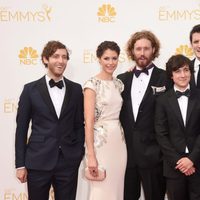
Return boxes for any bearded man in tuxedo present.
[118,30,169,200]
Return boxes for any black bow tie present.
[49,79,64,89]
[133,64,154,78]
[175,89,190,98]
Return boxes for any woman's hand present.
[87,154,98,177]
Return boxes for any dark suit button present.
[58,146,62,154]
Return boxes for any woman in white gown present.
[83,41,127,200]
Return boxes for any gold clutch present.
[84,166,106,181]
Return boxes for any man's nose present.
[58,56,64,62]
[140,49,145,55]
[180,71,186,77]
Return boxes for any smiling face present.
[132,38,155,69]
[99,49,119,76]
[43,48,68,80]
[171,65,191,91]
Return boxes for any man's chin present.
[55,73,63,78]
[136,60,152,68]
[137,63,147,69]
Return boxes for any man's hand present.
[175,157,194,173]
[127,66,134,72]
[16,168,27,183]
[184,166,196,176]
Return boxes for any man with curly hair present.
[118,30,169,200]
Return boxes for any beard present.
[134,55,153,69]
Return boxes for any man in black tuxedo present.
[189,24,200,89]
[118,31,168,200]
[155,54,200,200]
[15,41,85,200]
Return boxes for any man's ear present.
[42,56,48,64]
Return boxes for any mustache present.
[139,56,147,60]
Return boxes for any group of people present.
[15,24,200,200]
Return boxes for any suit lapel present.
[168,89,185,127]
[190,59,196,89]
[140,65,159,107]
[186,90,196,126]
[59,78,71,119]
[124,72,136,122]
[36,76,58,118]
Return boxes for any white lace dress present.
[83,77,127,200]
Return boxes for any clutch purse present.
[84,166,106,181]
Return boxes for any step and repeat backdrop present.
[0,0,199,199]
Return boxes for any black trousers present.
[27,151,79,200]
[167,170,200,200]
[124,164,166,200]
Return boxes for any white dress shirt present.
[174,85,189,153]
[45,75,66,118]
[193,59,200,85]
[131,65,154,120]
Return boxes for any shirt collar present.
[45,75,65,88]
[194,58,200,69]
[174,84,190,92]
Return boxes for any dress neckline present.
[94,76,114,81]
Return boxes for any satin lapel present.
[168,89,184,127]
[36,76,58,118]
[125,72,136,122]
[186,90,196,126]
[190,59,196,89]
[190,73,196,89]
[140,64,158,106]
[59,78,71,119]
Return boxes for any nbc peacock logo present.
[97,4,116,23]
[18,47,39,65]
[175,44,193,58]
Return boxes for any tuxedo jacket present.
[190,59,196,89]
[15,76,85,170]
[118,65,171,168]
[155,88,200,178]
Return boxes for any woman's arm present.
[84,88,98,175]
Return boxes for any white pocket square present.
[151,86,166,95]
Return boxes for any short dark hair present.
[166,54,194,79]
[41,40,69,67]
[189,24,200,43]
[126,30,160,61]
[96,41,120,58]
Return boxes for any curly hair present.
[41,40,69,67]
[126,30,160,61]
[96,41,120,58]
